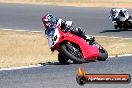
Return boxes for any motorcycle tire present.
[60,44,85,64]
[92,42,108,61]
[58,53,69,64]
[97,48,108,61]
[114,25,118,29]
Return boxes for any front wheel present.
[58,53,69,64]
[92,42,108,61]
[60,44,85,64]
[97,48,108,61]
[114,25,118,29]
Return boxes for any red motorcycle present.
[47,26,108,64]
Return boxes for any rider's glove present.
[86,36,95,41]
[50,48,55,52]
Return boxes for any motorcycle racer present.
[41,14,108,64]
[109,8,132,29]
[42,14,94,42]
[109,8,130,21]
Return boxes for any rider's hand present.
[50,48,55,52]
[86,36,95,41]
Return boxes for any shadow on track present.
[39,60,96,66]
[100,29,132,33]
[100,29,121,33]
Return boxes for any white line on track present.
[0,54,132,71]
[0,64,42,71]
[1,28,132,39]
[95,35,132,40]
[108,54,132,58]
[0,29,43,33]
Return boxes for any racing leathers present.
[45,18,94,42]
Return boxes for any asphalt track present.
[0,3,132,37]
[0,3,132,88]
[0,56,132,88]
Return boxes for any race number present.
[48,28,60,47]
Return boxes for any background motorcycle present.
[112,14,132,30]
[47,23,108,64]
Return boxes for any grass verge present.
[0,30,132,68]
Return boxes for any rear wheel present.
[60,44,85,64]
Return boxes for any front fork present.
[112,21,118,29]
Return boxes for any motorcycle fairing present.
[62,32,99,60]
[55,26,99,60]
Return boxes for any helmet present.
[119,10,125,17]
[42,14,54,22]
[111,8,118,16]
[42,14,54,29]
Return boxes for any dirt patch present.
[96,37,132,56]
[0,30,132,68]
[0,0,132,8]
[0,30,58,68]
